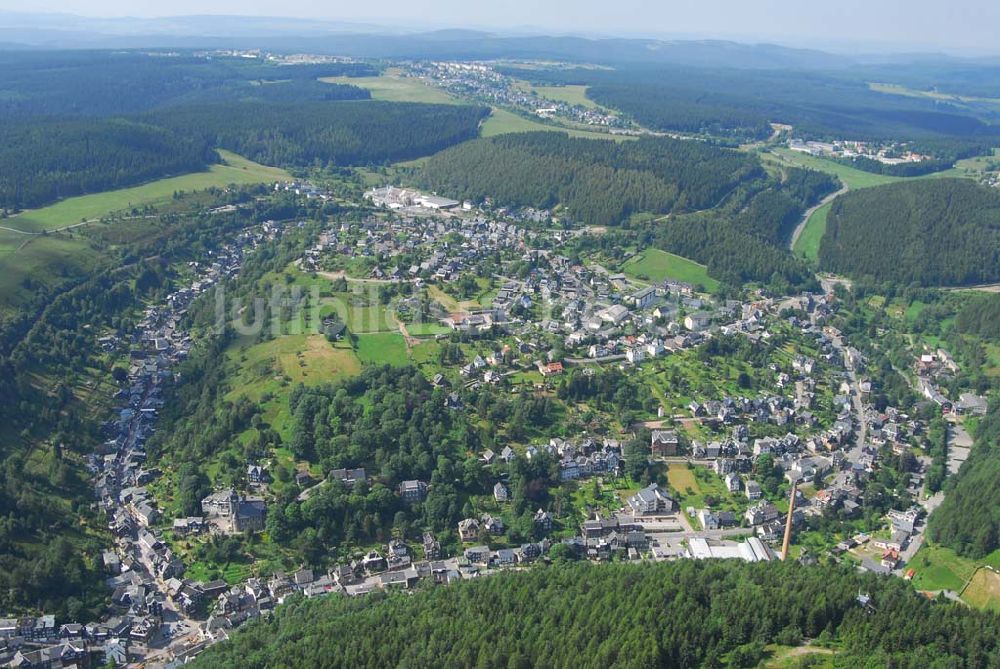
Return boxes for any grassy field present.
[622,248,720,291]
[908,543,996,594]
[227,335,361,399]
[666,464,699,496]
[961,568,1000,612]
[405,322,452,336]
[763,645,836,668]
[869,82,1000,111]
[224,334,361,439]
[0,230,99,310]
[5,151,290,233]
[480,107,628,141]
[793,201,832,261]
[355,332,410,366]
[766,148,905,190]
[337,297,397,334]
[529,84,599,109]
[319,71,459,105]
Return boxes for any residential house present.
[627,483,675,515]
[650,430,679,457]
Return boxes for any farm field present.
[480,107,628,141]
[793,201,832,261]
[622,248,720,291]
[319,71,459,105]
[5,150,290,233]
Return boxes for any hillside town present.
[408,61,629,131]
[0,183,989,668]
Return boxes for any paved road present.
[789,184,848,251]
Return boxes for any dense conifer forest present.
[191,560,1000,669]
[417,132,764,225]
[818,179,1000,286]
[0,118,215,210]
[501,65,1000,146]
[147,101,490,168]
[0,51,375,118]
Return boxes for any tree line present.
[191,559,1000,669]
[0,99,489,211]
[647,167,836,291]
[146,101,490,169]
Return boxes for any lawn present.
[622,248,720,291]
[909,543,980,593]
[6,150,290,233]
[355,332,410,366]
[793,201,832,261]
[405,322,452,336]
[667,463,745,514]
[319,71,459,105]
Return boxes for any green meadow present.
[622,248,720,291]
[5,150,290,233]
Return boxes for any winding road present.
[788,183,848,251]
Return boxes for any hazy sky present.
[4,0,1000,53]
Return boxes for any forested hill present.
[0,51,376,118]
[819,179,1000,286]
[928,404,1000,558]
[417,132,763,226]
[147,101,490,168]
[0,118,215,210]
[191,560,1000,669]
